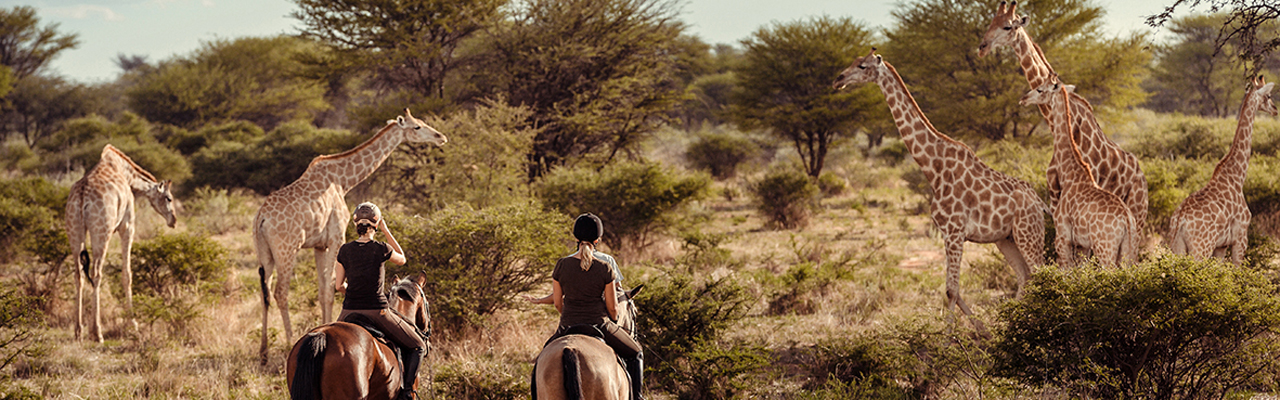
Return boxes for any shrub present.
[749,164,819,229]
[1245,154,1280,217]
[993,256,1280,399]
[0,179,69,267]
[685,131,760,179]
[660,340,769,400]
[390,202,564,332]
[181,187,256,235]
[166,120,264,155]
[131,232,230,297]
[537,161,709,253]
[1142,156,1213,233]
[0,288,45,374]
[430,354,528,400]
[636,274,753,379]
[1129,117,1232,161]
[186,121,362,195]
[816,171,847,197]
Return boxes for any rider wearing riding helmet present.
[533,213,644,400]
[334,202,425,400]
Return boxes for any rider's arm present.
[552,280,565,314]
[604,280,618,322]
[524,293,554,304]
[379,219,407,266]
[333,260,347,294]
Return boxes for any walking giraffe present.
[1021,76,1139,268]
[256,109,446,362]
[979,0,1149,233]
[834,48,1046,327]
[66,144,176,342]
[1167,76,1276,264]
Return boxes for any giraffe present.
[1021,76,1139,268]
[256,108,446,362]
[65,144,177,343]
[1167,76,1277,264]
[834,48,1046,326]
[979,0,1149,234]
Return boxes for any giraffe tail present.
[253,217,274,308]
[79,250,94,286]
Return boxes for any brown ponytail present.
[578,241,595,271]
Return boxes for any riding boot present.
[624,352,645,400]
[397,346,424,400]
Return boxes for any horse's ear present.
[411,271,428,286]
[626,284,644,300]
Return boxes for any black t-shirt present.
[552,256,617,327]
[337,240,392,310]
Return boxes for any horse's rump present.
[287,322,401,400]
[535,335,629,400]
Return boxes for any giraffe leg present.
[69,233,86,341]
[274,251,298,347]
[943,235,985,333]
[995,238,1030,298]
[88,231,110,343]
[1230,233,1248,266]
[119,222,137,331]
[314,245,337,324]
[1055,225,1076,269]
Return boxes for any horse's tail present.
[562,347,582,400]
[290,331,326,400]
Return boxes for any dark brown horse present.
[287,273,430,400]
[533,286,642,400]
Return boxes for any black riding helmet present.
[353,202,382,226]
[573,213,603,242]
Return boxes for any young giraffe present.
[834,48,1046,325]
[1021,76,1139,268]
[256,109,446,362]
[979,0,1149,234]
[1167,77,1277,264]
[65,144,177,343]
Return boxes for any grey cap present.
[353,202,381,225]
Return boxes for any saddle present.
[342,313,402,362]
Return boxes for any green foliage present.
[659,341,769,400]
[186,121,361,195]
[0,6,79,79]
[431,355,528,400]
[1,74,98,147]
[978,139,1052,201]
[993,256,1280,398]
[34,113,192,186]
[0,384,41,400]
[817,171,848,197]
[482,0,689,176]
[804,336,914,398]
[1145,14,1263,117]
[131,232,229,297]
[182,187,256,236]
[0,178,68,268]
[0,287,45,374]
[390,202,564,332]
[126,35,328,130]
[1128,115,1234,160]
[536,161,709,252]
[748,164,820,229]
[1245,154,1280,217]
[635,274,753,374]
[883,0,1149,140]
[165,120,264,156]
[1142,156,1214,233]
[685,130,760,180]
[732,16,884,177]
[374,101,538,212]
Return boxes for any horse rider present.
[333,202,426,400]
[528,213,645,400]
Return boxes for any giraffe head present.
[978,1,1028,57]
[143,180,177,228]
[1018,74,1073,107]
[1250,75,1277,117]
[832,48,886,90]
[387,108,448,146]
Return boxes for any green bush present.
[537,161,709,252]
[749,164,819,229]
[391,202,564,332]
[0,197,67,269]
[636,274,753,382]
[817,171,847,197]
[685,131,760,179]
[1142,156,1213,233]
[993,256,1280,398]
[430,354,528,400]
[1129,117,1232,161]
[131,232,230,296]
[660,341,769,400]
[166,120,264,155]
[1245,154,1280,217]
[0,288,45,375]
[182,187,256,235]
[186,121,361,195]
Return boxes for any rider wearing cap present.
[333,202,425,400]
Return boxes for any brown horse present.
[533,285,643,400]
[287,273,431,400]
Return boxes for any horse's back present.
[287,322,400,400]
[536,335,629,400]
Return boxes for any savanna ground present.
[3,108,1280,399]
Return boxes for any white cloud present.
[44,5,125,21]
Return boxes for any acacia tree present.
[291,0,506,99]
[483,0,690,178]
[884,0,1149,141]
[1148,0,1280,82]
[0,6,78,80]
[1144,14,1275,116]
[731,16,885,178]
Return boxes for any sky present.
[15,0,1180,84]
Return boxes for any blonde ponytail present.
[578,241,595,271]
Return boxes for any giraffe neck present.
[1048,90,1096,186]
[101,145,160,192]
[307,123,404,193]
[1014,32,1055,90]
[1212,93,1260,189]
[874,62,955,168]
